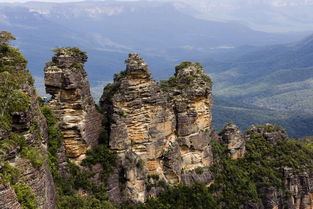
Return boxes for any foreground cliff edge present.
[1,32,313,209]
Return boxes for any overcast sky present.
[0,0,80,1]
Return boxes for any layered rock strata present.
[167,62,214,172]
[220,123,245,159]
[0,71,56,208]
[245,124,313,209]
[101,54,214,202]
[44,48,103,163]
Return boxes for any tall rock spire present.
[44,47,103,163]
[101,55,215,202]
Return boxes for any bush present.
[81,144,117,181]
[13,184,37,209]
[0,162,20,185]
[21,147,43,169]
[58,195,115,209]
[125,183,218,209]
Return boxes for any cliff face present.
[44,48,103,163]
[101,54,177,202]
[245,124,313,209]
[101,54,215,202]
[165,62,214,172]
[0,34,56,209]
[220,123,245,159]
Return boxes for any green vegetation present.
[40,105,63,177]
[124,183,218,209]
[0,31,32,132]
[127,132,313,209]
[0,133,25,162]
[208,132,313,208]
[41,104,116,209]
[81,144,117,181]
[58,195,116,209]
[45,47,87,70]
[212,96,313,137]
[21,147,44,169]
[101,70,127,101]
[160,61,212,94]
[175,61,192,71]
[53,47,87,58]
[0,162,20,185]
[13,184,38,209]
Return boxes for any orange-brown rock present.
[45,48,103,163]
[101,55,215,202]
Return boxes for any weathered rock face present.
[244,124,313,209]
[101,53,177,202]
[0,40,56,208]
[220,123,245,159]
[283,168,313,209]
[253,169,313,209]
[246,123,288,145]
[0,86,56,208]
[101,55,214,202]
[12,77,56,209]
[0,184,21,209]
[45,48,103,163]
[168,62,214,171]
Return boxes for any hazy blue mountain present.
[1,1,312,137]
[208,34,313,137]
[0,1,307,83]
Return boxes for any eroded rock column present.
[101,53,177,202]
[162,62,214,173]
[45,48,103,163]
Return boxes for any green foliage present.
[175,61,192,71]
[81,144,117,181]
[212,96,313,138]
[42,105,117,208]
[0,31,16,44]
[0,31,31,132]
[125,183,218,209]
[21,147,44,169]
[160,61,212,94]
[58,195,115,209]
[52,47,87,57]
[209,133,313,208]
[13,184,38,209]
[194,167,204,175]
[0,162,20,185]
[117,110,126,117]
[40,105,63,177]
[0,133,25,161]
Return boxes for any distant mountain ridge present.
[0,0,306,82]
[209,33,313,137]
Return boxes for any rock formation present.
[165,62,214,172]
[101,54,214,202]
[0,35,56,209]
[44,47,103,163]
[220,123,245,159]
[246,123,288,145]
[245,124,313,209]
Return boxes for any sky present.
[0,0,85,2]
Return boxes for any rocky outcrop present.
[101,54,214,202]
[283,168,313,209]
[0,75,56,208]
[45,48,103,163]
[0,184,21,209]
[220,123,245,159]
[167,62,214,171]
[245,124,313,209]
[246,123,288,145]
[101,53,177,202]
